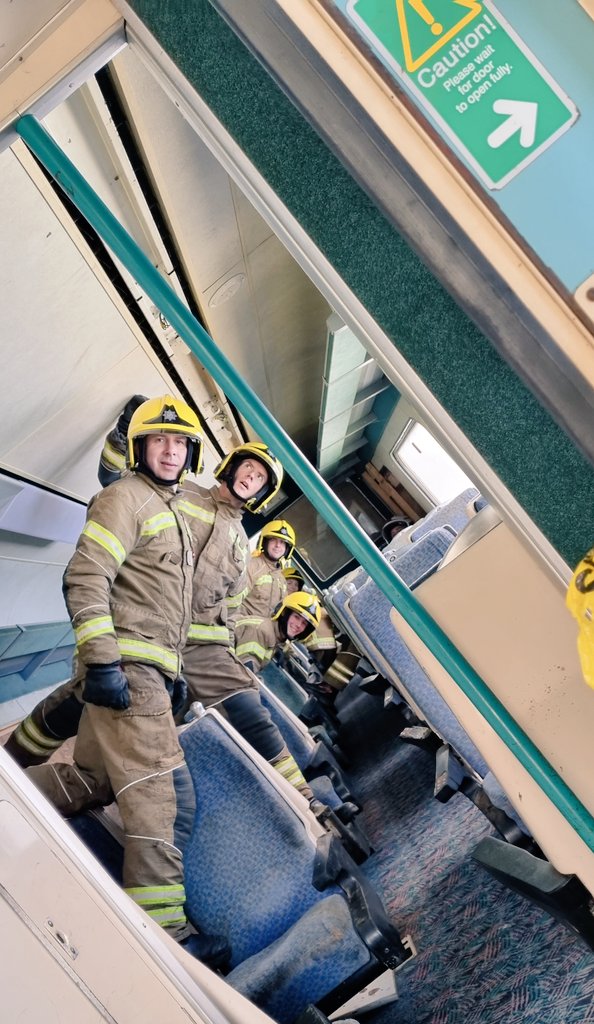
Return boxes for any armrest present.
[312,835,410,969]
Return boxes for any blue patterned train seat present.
[325,565,368,636]
[348,528,489,777]
[344,516,528,833]
[326,488,482,636]
[259,658,309,716]
[258,681,371,860]
[179,709,407,1022]
[258,681,353,798]
[408,487,480,542]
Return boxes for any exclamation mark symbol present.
[408,0,443,35]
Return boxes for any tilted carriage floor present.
[3,698,594,1022]
[345,735,594,1024]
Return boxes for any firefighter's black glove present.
[83,662,130,710]
[168,676,188,717]
[116,395,148,437]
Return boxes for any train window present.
[282,480,384,581]
[391,420,474,505]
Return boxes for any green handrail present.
[16,113,594,852]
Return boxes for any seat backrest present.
[259,681,315,768]
[259,659,309,716]
[258,683,354,814]
[327,489,480,624]
[347,529,489,777]
[179,710,339,968]
[386,526,456,587]
[409,487,479,542]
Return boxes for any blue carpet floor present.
[346,736,594,1023]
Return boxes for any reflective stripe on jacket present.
[304,608,338,653]
[64,473,194,678]
[99,429,127,474]
[179,483,248,647]
[240,553,287,619]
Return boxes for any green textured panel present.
[126,0,594,567]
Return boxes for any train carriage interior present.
[2,1,594,1022]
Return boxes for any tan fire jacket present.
[234,615,282,671]
[177,483,249,647]
[64,473,194,679]
[304,608,338,654]
[240,553,287,619]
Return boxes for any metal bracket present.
[45,917,79,960]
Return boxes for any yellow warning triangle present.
[397,0,484,73]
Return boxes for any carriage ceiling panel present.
[0,145,185,500]
[110,45,330,456]
[0,14,349,500]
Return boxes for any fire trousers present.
[27,662,194,939]
[5,674,83,766]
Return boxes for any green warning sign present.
[346,0,577,189]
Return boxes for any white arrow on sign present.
[487,99,538,150]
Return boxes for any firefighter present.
[7,413,313,798]
[179,450,314,798]
[240,519,296,618]
[5,394,150,769]
[380,515,411,548]
[282,565,307,593]
[5,395,147,768]
[235,591,322,673]
[281,565,349,702]
[25,397,229,967]
[282,567,339,673]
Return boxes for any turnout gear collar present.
[273,591,321,641]
[127,395,204,484]
[214,442,283,513]
[257,519,296,561]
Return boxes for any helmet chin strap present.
[228,477,247,503]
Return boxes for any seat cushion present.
[227,892,370,1024]
[180,715,342,967]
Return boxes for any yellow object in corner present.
[567,548,594,689]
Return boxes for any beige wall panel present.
[0,773,276,1022]
[390,521,594,889]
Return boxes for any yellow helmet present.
[214,441,283,513]
[257,519,296,560]
[282,566,305,587]
[567,547,594,690]
[273,591,321,641]
[127,395,204,480]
